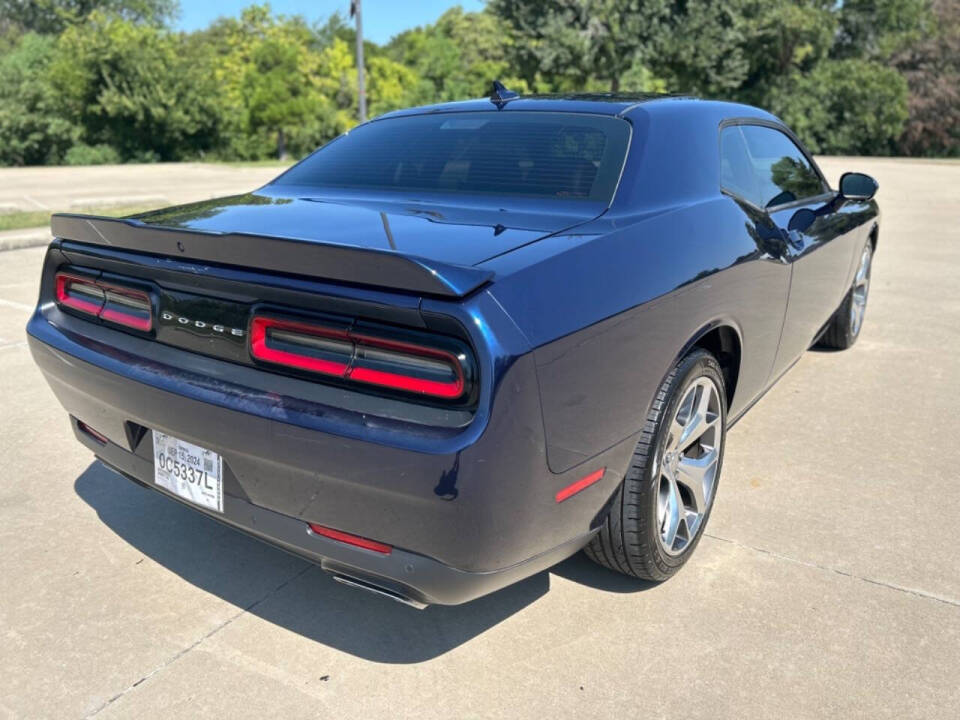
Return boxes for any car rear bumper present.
[80,423,594,608]
[27,308,626,605]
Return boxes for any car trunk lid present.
[52,190,602,298]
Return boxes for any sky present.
[175,1,486,44]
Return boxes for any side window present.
[738,125,825,208]
[719,126,760,206]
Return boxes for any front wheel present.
[585,349,726,581]
[817,241,873,350]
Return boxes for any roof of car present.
[376,93,682,119]
[374,93,777,124]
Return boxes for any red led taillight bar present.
[55,272,153,332]
[249,315,469,400]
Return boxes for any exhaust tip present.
[331,573,428,610]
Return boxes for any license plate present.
[152,431,223,513]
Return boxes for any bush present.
[49,12,223,162]
[0,33,79,166]
[63,143,121,166]
[770,59,909,155]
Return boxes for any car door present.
[727,123,855,378]
[718,122,794,399]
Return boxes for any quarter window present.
[720,125,759,206]
[720,124,825,208]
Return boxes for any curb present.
[0,227,51,252]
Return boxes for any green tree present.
[0,0,951,165]
[49,11,222,161]
[311,36,424,125]
[315,11,384,62]
[205,6,393,159]
[388,7,527,102]
[736,0,837,106]
[367,55,420,117]
[489,0,671,92]
[770,59,908,155]
[890,0,960,155]
[285,35,363,154]
[654,0,751,95]
[0,0,178,35]
[836,0,930,60]
[243,37,318,158]
[0,33,78,165]
[205,5,328,159]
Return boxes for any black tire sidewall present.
[643,350,727,575]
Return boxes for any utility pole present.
[351,0,367,123]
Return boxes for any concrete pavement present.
[0,162,288,251]
[0,162,287,213]
[0,157,958,719]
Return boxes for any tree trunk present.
[277,128,288,160]
[611,76,620,93]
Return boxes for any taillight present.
[56,273,104,316]
[55,271,153,332]
[98,283,152,331]
[250,315,469,400]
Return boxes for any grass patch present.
[0,204,163,233]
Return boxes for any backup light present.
[55,272,153,332]
[250,315,468,400]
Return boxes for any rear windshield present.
[273,111,631,203]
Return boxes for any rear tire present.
[585,349,726,581]
[817,241,873,350]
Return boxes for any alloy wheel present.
[656,377,722,556]
[850,244,872,337]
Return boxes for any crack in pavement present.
[705,532,960,609]
[83,563,315,719]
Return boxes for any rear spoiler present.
[50,213,493,299]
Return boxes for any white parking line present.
[21,195,49,210]
[0,297,34,312]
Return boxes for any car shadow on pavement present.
[550,552,658,593]
[74,461,653,663]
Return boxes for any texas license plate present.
[152,431,223,513]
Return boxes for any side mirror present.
[839,172,878,201]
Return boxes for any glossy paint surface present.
[132,191,603,268]
[28,94,879,598]
[478,98,878,471]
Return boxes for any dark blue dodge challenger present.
[28,92,879,607]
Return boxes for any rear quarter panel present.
[484,197,791,473]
